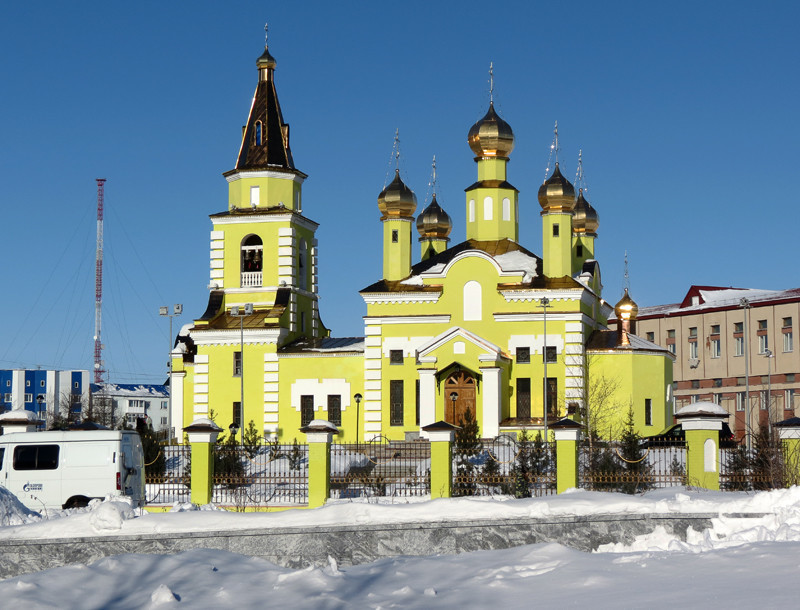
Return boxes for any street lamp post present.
[36,394,44,428]
[541,297,551,445]
[354,393,362,447]
[739,298,751,450]
[230,303,253,445]
[159,304,183,441]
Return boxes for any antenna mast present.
[94,178,106,383]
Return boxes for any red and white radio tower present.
[94,178,106,383]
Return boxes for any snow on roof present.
[0,409,39,422]
[637,286,800,318]
[493,250,538,283]
[675,401,729,418]
[92,383,169,398]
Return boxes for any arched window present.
[298,238,308,290]
[502,197,511,221]
[468,199,475,222]
[240,235,263,287]
[483,196,493,220]
[255,122,263,146]
[463,280,482,321]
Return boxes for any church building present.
[171,39,674,442]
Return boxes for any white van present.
[0,430,145,511]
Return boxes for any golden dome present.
[572,189,599,235]
[256,45,276,69]
[614,289,639,322]
[537,163,576,212]
[378,170,417,218]
[416,194,452,239]
[468,103,515,158]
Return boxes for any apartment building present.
[631,286,800,438]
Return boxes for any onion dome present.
[256,45,276,70]
[614,288,639,322]
[416,194,452,239]
[468,103,515,158]
[378,169,417,218]
[572,189,599,234]
[537,163,576,212]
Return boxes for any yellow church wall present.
[226,173,301,212]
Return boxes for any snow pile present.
[88,496,136,533]
[0,487,39,526]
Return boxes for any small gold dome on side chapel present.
[614,288,639,321]
[416,194,452,239]
[537,162,576,212]
[572,188,599,235]
[378,169,417,218]
[468,103,515,158]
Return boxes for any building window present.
[544,346,557,363]
[646,332,654,342]
[74,381,79,389]
[161,401,168,409]
[736,392,746,412]
[255,121,263,146]
[26,380,30,387]
[689,327,697,338]
[691,380,700,389]
[40,380,45,387]
[786,389,795,412]
[787,373,796,383]
[666,329,676,355]
[711,324,720,335]
[327,395,341,426]
[129,400,147,410]
[232,402,242,428]
[390,380,404,426]
[760,390,769,410]
[240,235,263,287]
[689,341,698,359]
[711,338,720,358]
[758,333,769,354]
[552,223,559,237]
[516,378,531,419]
[734,321,744,356]
[24,394,32,403]
[300,395,314,426]
[483,196,493,220]
[516,347,530,364]
[576,245,584,258]
[758,319,768,331]
[468,199,475,222]
[713,393,722,405]
[250,185,260,207]
[233,351,242,377]
[644,399,652,426]
[161,417,168,426]
[502,197,511,221]
[389,350,404,365]
[391,229,398,243]
[463,281,482,321]
[545,378,558,419]
[785,331,793,353]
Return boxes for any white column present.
[170,371,186,440]
[481,367,502,438]
[418,369,437,434]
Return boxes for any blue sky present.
[1,1,798,383]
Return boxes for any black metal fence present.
[212,441,309,507]
[579,439,687,494]
[330,437,431,499]
[452,436,556,497]
[720,435,800,491]
[145,445,191,505]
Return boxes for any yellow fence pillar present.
[676,402,729,491]
[302,420,338,508]
[775,417,800,486]
[183,419,222,506]
[423,421,459,499]
[550,418,583,494]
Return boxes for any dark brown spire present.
[234,44,296,171]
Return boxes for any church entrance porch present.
[445,371,476,426]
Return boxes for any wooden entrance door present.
[445,371,476,425]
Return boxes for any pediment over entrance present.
[416,326,508,365]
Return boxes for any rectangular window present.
[250,185,260,206]
[516,347,530,364]
[544,377,558,419]
[544,346,557,363]
[13,445,59,471]
[391,230,398,243]
[669,343,676,355]
[711,324,720,335]
[689,327,697,338]
[784,331,793,353]
[666,329,676,355]
[483,197,493,220]
[415,380,420,426]
[552,223,559,237]
[760,390,769,410]
[786,389,795,411]
[389,349,404,365]
[735,336,744,357]
[758,334,769,354]
[689,342,698,359]
[736,392,746,412]
[232,402,242,428]
[644,399,652,426]
[300,395,314,426]
[24,393,32,403]
[516,378,531,419]
[758,319,768,331]
[713,393,723,405]
[390,380,404,426]
[327,395,341,426]
[783,317,792,328]
[576,244,584,258]
[233,351,242,376]
[711,338,720,358]
[646,332,654,342]
[161,417,167,425]
[40,380,45,387]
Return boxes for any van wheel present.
[63,496,90,509]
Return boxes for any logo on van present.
[22,483,43,492]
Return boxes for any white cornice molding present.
[364,315,451,325]
[212,213,319,231]
[362,292,442,305]
[493,312,585,323]
[225,170,305,184]
[501,289,583,303]
[190,328,282,346]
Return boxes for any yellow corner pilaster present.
[184,422,221,506]
[426,427,455,498]
[685,428,720,491]
[306,431,333,508]
[553,428,580,493]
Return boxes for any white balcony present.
[241,272,262,287]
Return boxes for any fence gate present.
[330,437,431,499]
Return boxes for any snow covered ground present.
[2,486,800,608]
